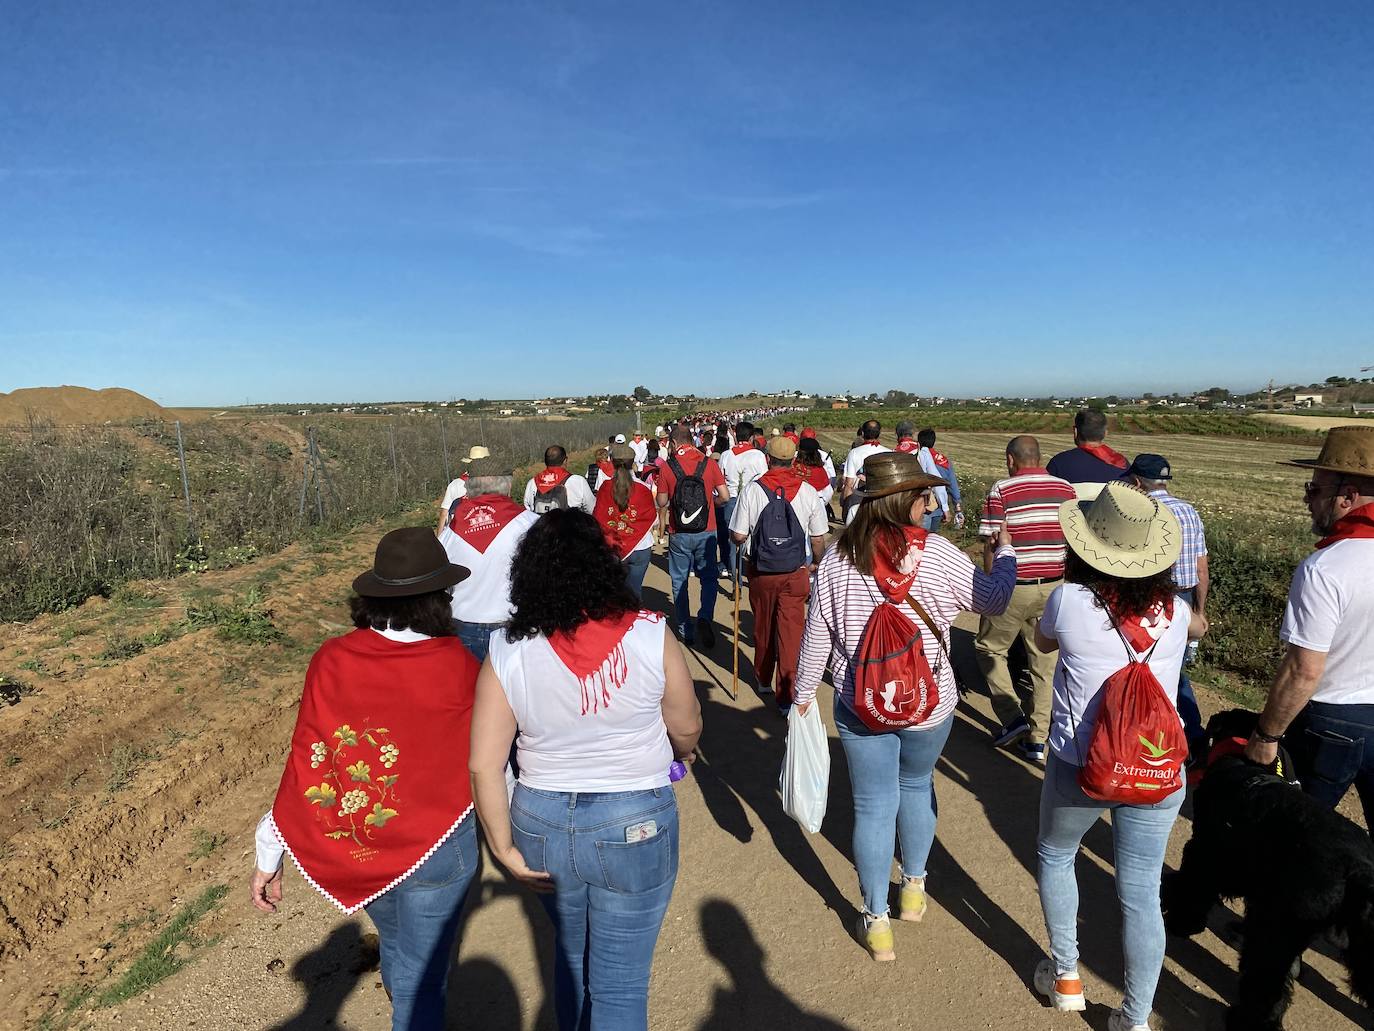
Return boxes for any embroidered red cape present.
[449,494,527,552]
[1317,504,1374,549]
[533,466,572,494]
[796,462,831,492]
[1079,442,1129,469]
[595,479,657,558]
[271,630,478,914]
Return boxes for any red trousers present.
[747,566,811,705]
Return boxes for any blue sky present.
[2,1,1372,404]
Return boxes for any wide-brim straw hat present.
[352,527,470,598]
[853,451,946,500]
[1281,425,1374,477]
[462,445,490,465]
[1059,481,1182,579]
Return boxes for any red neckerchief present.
[1111,598,1175,653]
[796,462,831,492]
[870,526,929,601]
[759,467,803,501]
[549,611,661,715]
[460,472,469,481]
[1079,442,1129,469]
[673,445,705,469]
[598,460,615,479]
[448,494,526,553]
[783,432,799,445]
[594,480,657,558]
[533,466,572,494]
[930,448,951,470]
[895,439,919,454]
[731,442,754,455]
[271,630,477,913]
[1317,503,1374,549]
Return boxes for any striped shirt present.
[978,468,1076,580]
[1150,489,1207,590]
[794,534,1018,723]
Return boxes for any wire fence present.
[0,413,633,623]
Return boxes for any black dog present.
[1162,709,1374,1030]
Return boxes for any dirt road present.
[1,511,1368,1031]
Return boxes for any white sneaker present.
[1107,1009,1152,1031]
[1033,957,1085,1012]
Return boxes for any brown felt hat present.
[352,527,469,598]
[1281,425,1374,477]
[853,451,946,500]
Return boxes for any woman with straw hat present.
[1030,481,1208,1031]
[250,527,480,1031]
[794,451,1018,961]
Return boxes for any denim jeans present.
[1037,753,1184,1025]
[667,530,718,638]
[511,784,679,1031]
[833,698,954,916]
[1288,700,1374,832]
[1176,673,1205,754]
[364,813,480,1031]
[922,510,944,532]
[622,547,651,601]
[454,620,504,663]
[718,497,738,573]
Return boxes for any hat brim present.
[352,562,470,598]
[854,473,947,500]
[1058,498,1182,579]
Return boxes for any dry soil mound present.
[0,385,166,425]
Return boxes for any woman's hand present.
[495,843,554,894]
[795,699,813,716]
[249,866,284,913]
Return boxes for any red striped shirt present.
[977,469,1075,579]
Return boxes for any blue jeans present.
[364,814,480,1031]
[1037,753,1184,1025]
[454,620,504,663]
[833,698,954,916]
[511,784,679,1031]
[718,498,738,573]
[622,547,651,601]
[1176,673,1205,754]
[922,510,944,532]
[667,530,719,638]
[1289,700,1374,833]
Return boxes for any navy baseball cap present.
[1128,453,1172,480]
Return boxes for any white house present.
[1294,393,1324,407]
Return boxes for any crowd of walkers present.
[249,410,1374,1031]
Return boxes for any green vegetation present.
[95,884,230,1007]
[188,828,227,859]
[183,586,283,644]
[105,742,153,793]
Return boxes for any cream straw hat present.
[1058,481,1182,579]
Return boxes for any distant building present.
[1294,393,1324,407]
[830,399,850,410]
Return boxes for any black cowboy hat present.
[352,527,470,598]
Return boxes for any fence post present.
[174,421,197,539]
[440,416,451,481]
[389,422,400,500]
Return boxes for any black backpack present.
[532,482,569,514]
[751,482,806,574]
[667,454,710,533]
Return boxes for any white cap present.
[614,434,626,443]
[654,425,665,436]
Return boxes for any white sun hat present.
[461,445,490,465]
[1058,481,1182,579]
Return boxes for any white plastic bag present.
[780,702,830,834]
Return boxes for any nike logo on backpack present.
[680,507,703,524]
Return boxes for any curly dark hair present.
[1063,550,1177,620]
[349,589,458,637]
[505,509,639,641]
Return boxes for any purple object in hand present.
[669,761,687,782]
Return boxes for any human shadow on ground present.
[695,898,856,1031]
[268,922,369,1031]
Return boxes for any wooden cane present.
[731,546,741,700]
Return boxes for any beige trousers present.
[975,579,1060,744]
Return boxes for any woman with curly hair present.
[469,509,702,1031]
[1030,481,1207,1031]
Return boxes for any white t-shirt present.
[717,446,769,499]
[729,478,829,560]
[1040,583,1190,763]
[842,443,891,525]
[489,614,672,791]
[440,476,468,513]
[1281,538,1374,705]
[522,470,596,514]
[629,438,649,468]
[440,508,538,624]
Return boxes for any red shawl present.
[929,448,952,470]
[797,462,831,492]
[1079,442,1129,469]
[759,467,803,501]
[597,460,615,481]
[1317,503,1374,549]
[871,526,928,601]
[595,479,657,558]
[533,466,572,494]
[449,494,527,553]
[549,611,661,715]
[271,630,478,913]
[1110,598,1175,653]
[895,439,919,454]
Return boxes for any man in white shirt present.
[729,437,829,711]
[629,431,649,470]
[842,420,890,525]
[523,445,596,514]
[1246,426,1374,832]
[435,445,490,531]
[716,421,769,578]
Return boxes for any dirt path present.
[1,515,1369,1031]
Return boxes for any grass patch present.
[98,635,145,661]
[95,883,229,1007]
[34,982,95,1031]
[105,742,153,793]
[183,586,283,644]
[188,828,227,859]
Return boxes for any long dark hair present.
[349,589,458,637]
[506,509,639,640]
[612,455,635,510]
[1063,550,1177,620]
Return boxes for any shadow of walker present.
[268,922,371,1031]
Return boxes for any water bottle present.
[1184,640,1200,666]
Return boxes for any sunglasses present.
[1304,479,1347,498]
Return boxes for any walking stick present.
[731,545,741,700]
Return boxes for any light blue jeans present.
[511,784,679,1031]
[1037,753,1184,1025]
[834,698,955,916]
[622,547,651,601]
[718,497,738,573]
[364,813,480,1031]
[667,530,719,637]
[454,619,504,663]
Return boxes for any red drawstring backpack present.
[1073,596,1187,805]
